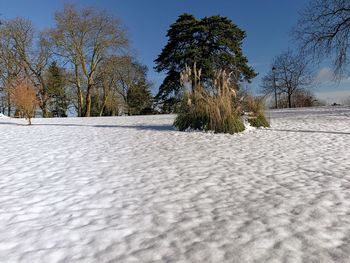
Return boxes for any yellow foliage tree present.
[12,79,38,125]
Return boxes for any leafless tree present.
[278,89,318,108]
[261,50,313,108]
[114,56,149,115]
[260,69,282,108]
[295,0,350,76]
[93,55,150,116]
[0,18,52,117]
[48,5,128,117]
[0,21,23,116]
[93,56,122,116]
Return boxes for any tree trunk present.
[77,89,83,117]
[99,99,107,117]
[42,104,49,118]
[84,93,91,117]
[7,93,11,117]
[99,89,110,117]
[99,106,104,117]
[84,79,93,117]
[74,65,84,117]
[288,94,292,108]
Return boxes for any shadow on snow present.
[0,121,176,132]
[1,121,349,134]
[267,128,350,135]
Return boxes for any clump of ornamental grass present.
[174,64,245,134]
[243,96,270,128]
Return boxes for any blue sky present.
[1,0,349,103]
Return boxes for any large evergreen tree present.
[154,13,256,111]
[46,61,69,117]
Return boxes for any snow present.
[0,106,350,262]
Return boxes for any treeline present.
[0,5,153,117]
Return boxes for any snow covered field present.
[0,106,350,262]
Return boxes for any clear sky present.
[1,0,349,103]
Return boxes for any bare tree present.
[261,51,313,108]
[114,56,149,115]
[295,0,350,76]
[48,5,128,117]
[93,55,151,116]
[0,18,52,117]
[93,56,121,116]
[260,69,282,108]
[0,21,23,116]
[279,89,318,108]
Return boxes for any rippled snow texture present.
[1,106,350,262]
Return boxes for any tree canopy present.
[154,13,256,111]
[295,0,350,76]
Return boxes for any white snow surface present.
[1,106,350,262]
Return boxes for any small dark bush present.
[248,113,270,128]
[244,96,270,128]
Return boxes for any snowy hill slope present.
[0,107,350,262]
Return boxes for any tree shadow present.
[0,122,176,132]
[94,124,176,131]
[268,128,350,135]
[0,121,27,126]
[2,120,349,135]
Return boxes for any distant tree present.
[112,56,152,115]
[48,5,128,117]
[342,96,350,106]
[127,81,153,115]
[91,55,153,116]
[260,69,281,109]
[261,50,313,108]
[92,57,120,116]
[12,78,38,125]
[0,19,25,116]
[278,89,318,108]
[1,18,52,117]
[154,14,256,111]
[295,0,350,76]
[46,61,68,117]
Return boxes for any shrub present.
[174,64,269,133]
[248,113,270,128]
[175,65,245,134]
[244,96,270,128]
[12,79,38,125]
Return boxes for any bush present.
[174,85,245,134]
[248,113,270,128]
[174,92,207,131]
[243,96,270,128]
[12,78,38,125]
[174,64,268,134]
